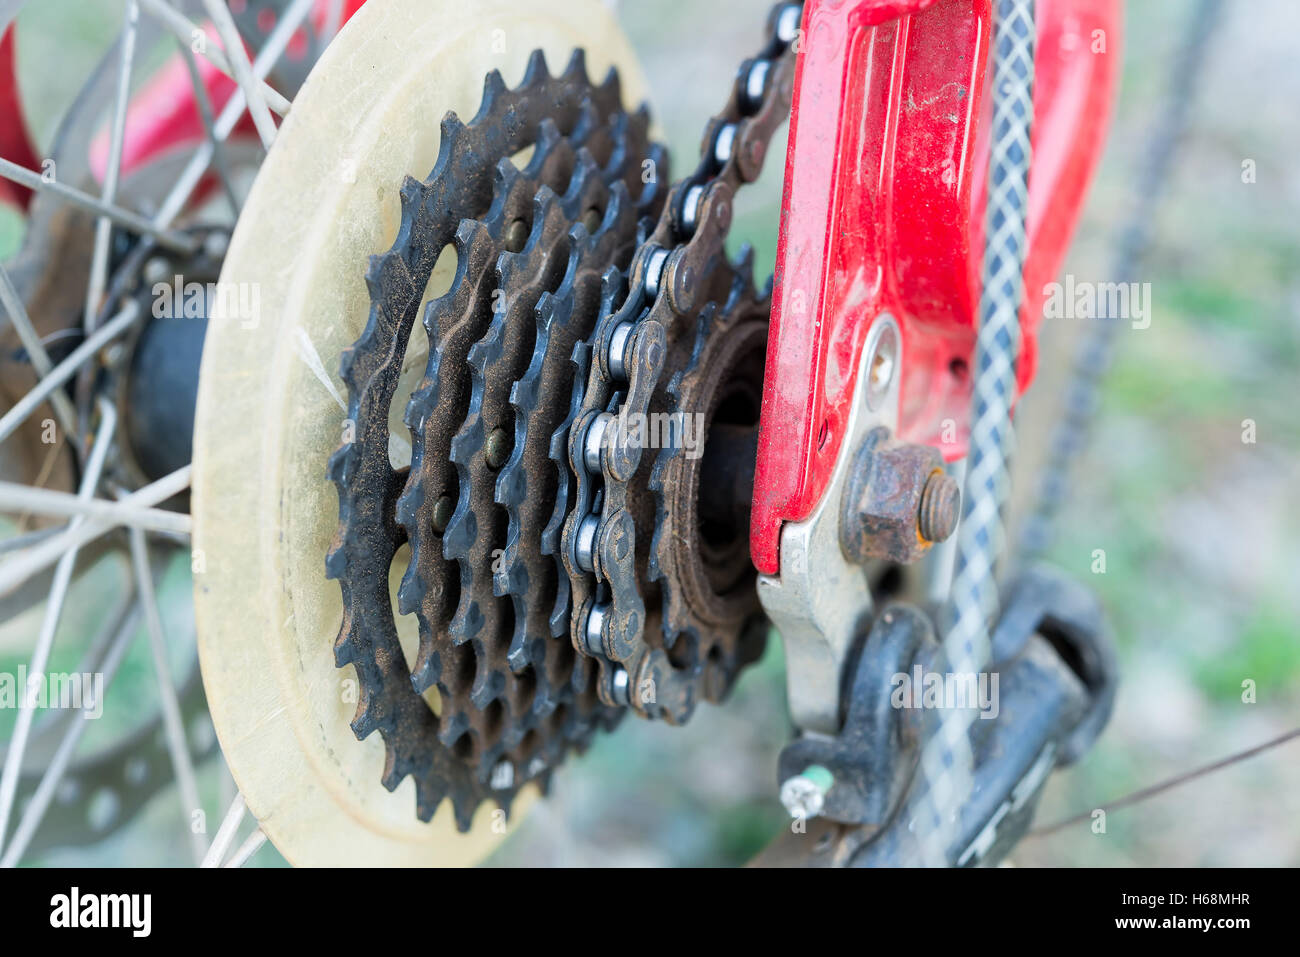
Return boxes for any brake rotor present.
[192,0,656,866]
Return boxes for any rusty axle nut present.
[840,428,957,566]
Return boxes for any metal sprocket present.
[326,50,665,827]
[328,2,802,830]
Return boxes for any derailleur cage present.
[766,564,1118,867]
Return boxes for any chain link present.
[559,2,804,720]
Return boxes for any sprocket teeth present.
[596,64,622,105]
[449,792,483,834]
[560,48,588,86]
[467,641,506,706]
[331,615,359,666]
[480,68,508,105]
[350,696,380,739]
[520,49,553,90]
[436,711,470,749]
[329,48,666,827]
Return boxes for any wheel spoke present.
[0,403,116,860]
[0,159,197,254]
[0,302,141,447]
[201,0,279,149]
[223,827,266,868]
[0,0,320,869]
[201,792,246,867]
[0,524,69,557]
[0,481,192,535]
[0,463,190,598]
[153,0,315,229]
[175,35,242,215]
[138,0,291,115]
[0,264,79,441]
[128,526,206,865]
[322,0,344,42]
[84,0,140,335]
[0,598,141,868]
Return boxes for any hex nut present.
[840,428,949,565]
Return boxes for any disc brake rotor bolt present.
[779,764,834,819]
[918,471,961,544]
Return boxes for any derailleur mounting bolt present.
[779,764,834,820]
[918,471,961,544]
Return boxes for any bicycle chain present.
[560,2,801,722]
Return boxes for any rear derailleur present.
[761,563,1118,867]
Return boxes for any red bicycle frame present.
[751,0,1120,574]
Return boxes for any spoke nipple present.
[143,257,171,285]
[203,231,229,260]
